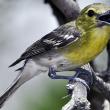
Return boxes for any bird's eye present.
[87,10,95,17]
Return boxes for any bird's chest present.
[63,27,110,65]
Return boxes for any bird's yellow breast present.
[61,26,110,67]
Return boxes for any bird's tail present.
[0,60,43,109]
[0,72,22,108]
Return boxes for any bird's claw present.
[48,66,93,93]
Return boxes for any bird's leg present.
[48,66,73,80]
[48,67,93,91]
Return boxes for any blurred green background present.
[23,80,69,110]
[0,0,110,110]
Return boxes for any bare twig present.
[62,82,90,110]
[93,75,110,101]
[50,0,80,21]
[106,41,110,75]
[45,0,80,24]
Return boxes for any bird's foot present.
[66,68,93,94]
[48,67,93,92]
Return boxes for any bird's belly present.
[63,29,109,66]
[64,45,106,67]
[33,51,77,72]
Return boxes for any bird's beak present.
[98,10,110,25]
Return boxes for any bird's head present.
[76,3,110,32]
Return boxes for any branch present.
[106,41,110,74]
[93,75,110,101]
[82,65,110,101]
[62,82,90,110]
[50,0,80,21]
[45,0,80,24]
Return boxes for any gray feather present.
[0,73,22,108]
[9,24,80,67]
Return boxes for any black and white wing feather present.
[9,25,80,67]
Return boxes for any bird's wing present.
[9,25,80,67]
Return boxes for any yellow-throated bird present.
[0,3,110,108]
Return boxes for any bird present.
[0,3,110,108]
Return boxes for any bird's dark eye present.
[87,10,95,17]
